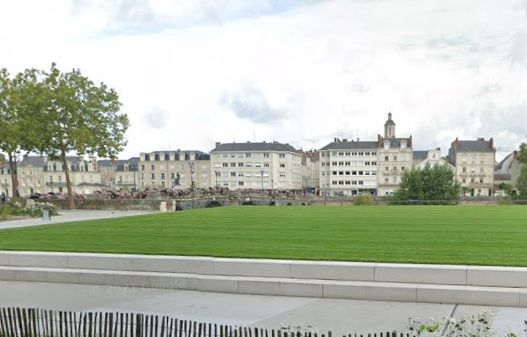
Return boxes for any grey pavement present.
[0,210,155,230]
[1,281,526,336]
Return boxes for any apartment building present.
[43,157,102,195]
[319,139,378,196]
[448,138,496,197]
[376,113,413,196]
[0,161,12,197]
[299,150,320,190]
[139,150,210,190]
[99,157,139,191]
[210,141,302,190]
[17,156,46,196]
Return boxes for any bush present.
[206,200,222,208]
[269,201,276,206]
[241,201,255,206]
[354,193,375,205]
[286,202,292,206]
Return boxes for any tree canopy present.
[517,166,527,197]
[392,164,460,204]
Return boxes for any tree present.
[392,164,460,204]
[38,64,129,209]
[517,143,527,164]
[517,166,527,197]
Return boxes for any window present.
[338,152,344,156]
[279,173,286,177]
[151,173,155,180]
[151,164,155,170]
[358,171,363,175]
[345,161,350,165]
[345,181,351,185]
[462,178,466,183]
[223,163,228,167]
[332,181,337,185]
[479,178,484,183]
[141,165,145,170]
[345,152,350,156]
[230,163,236,167]
[385,167,389,171]
[372,152,377,156]
[279,154,285,158]
[345,171,350,175]
[280,164,285,168]
[339,171,344,175]
[145,154,150,161]
[385,178,389,183]
[352,170,357,175]
[393,156,397,161]
[385,156,389,161]
[332,171,337,175]
[238,181,244,186]
[462,167,467,173]
[238,173,244,177]
[264,163,270,167]
[358,181,364,185]
[171,173,175,179]
[372,161,377,166]
[338,161,344,165]
[263,153,270,158]
[154,154,160,161]
[358,152,364,156]
[401,167,406,171]
[238,163,244,167]
[164,154,170,161]
[245,153,251,158]
[161,173,165,180]
[338,181,344,185]
[332,161,337,166]
[365,161,370,166]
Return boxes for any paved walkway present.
[1,281,525,336]
[0,210,155,230]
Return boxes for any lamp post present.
[215,170,220,188]
[261,170,264,195]
[189,162,195,208]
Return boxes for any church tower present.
[384,112,396,139]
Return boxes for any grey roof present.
[383,138,412,148]
[211,142,297,153]
[412,151,429,161]
[494,173,512,181]
[98,157,139,171]
[452,140,494,152]
[143,151,210,160]
[19,156,46,168]
[320,141,378,151]
[496,152,514,171]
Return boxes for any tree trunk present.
[7,152,18,199]
[60,148,75,210]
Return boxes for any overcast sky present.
[1,0,527,159]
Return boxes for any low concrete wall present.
[2,251,527,288]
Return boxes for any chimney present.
[489,137,494,150]
[215,142,220,148]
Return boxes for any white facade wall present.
[377,140,413,196]
[210,150,302,190]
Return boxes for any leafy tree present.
[392,164,460,204]
[517,166,527,198]
[517,143,527,164]
[38,64,129,209]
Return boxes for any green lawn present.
[0,206,526,266]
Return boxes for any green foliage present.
[391,164,460,205]
[517,143,527,164]
[497,182,514,196]
[517,166,527,197]
[354,193,375,205]
[0,200,58,220]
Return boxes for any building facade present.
[210,142,302,190]
[299,150,320,190]
[413,148,454,170]
[376,113,413,196]
[98,157,139,191]
[319,140,378,196]
[139,150,210,190]
[43,157,102,195]
[448,138,496,197]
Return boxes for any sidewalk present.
[0,210,155,230]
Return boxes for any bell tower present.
[384,112,396,139]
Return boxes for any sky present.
[1,0,527,159]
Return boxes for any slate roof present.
[412,151,429,161]
[320,141,378,151]
[452,140,494,152]
[142,151,210,160]
[383,138,412,148]
[211,142,297,153]
[98,157,140,171]
[495,152,514,171]
[19,156,46,168]
[494,173,512,181]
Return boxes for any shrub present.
[269,201,276,206]
[206,200,222,208]
[286,202,292,206]
[241,201,255,206]
[354,193,375,205]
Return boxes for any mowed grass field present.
[0,206,526,266]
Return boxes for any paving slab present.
[0,210,155,230]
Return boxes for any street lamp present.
[215,170,220,188]
[261,170,264,195]
[188,162,195,208]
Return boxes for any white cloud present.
[0,0,526,160]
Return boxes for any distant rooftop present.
[320,139,378,151]
[211,141,297,152]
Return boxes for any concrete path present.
[1,281,526,336]
[0,210,155,230]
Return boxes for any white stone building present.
[138,150,210,190]
[43,157,103,195]
[413,148,454,170]
[299,150,320,190]
[210,141,302,190]
[376,113,413,196]
[448,138,496,197]
[98,157,139,191]
[319,139,378,196]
